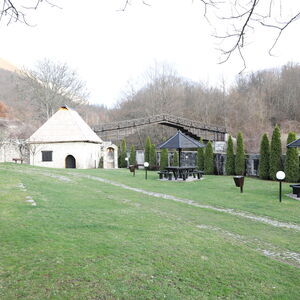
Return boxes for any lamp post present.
[125,157,129,168]
[276,171,285,202]
[144,162,149,180]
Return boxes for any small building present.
[28,106,118,169]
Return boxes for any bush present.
[259,133,270,180]
[118,138,127,168]
[285,132,299,182]
[270,125,282,180]
[235,132,245,175]
[225,135,235,175]
[204,141,214,174]
[197,138,204,170]
[129,145,136,165]
[149,143,157,169]
[144,136,151,164]
[160,149,168,170]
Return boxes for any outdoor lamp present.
[276,171,285,202]
[125,157,129,167]
[144,162,149,180]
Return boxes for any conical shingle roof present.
[158,130,205,149]
[29,106,102,143]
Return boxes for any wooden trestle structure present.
[94,114,226,142]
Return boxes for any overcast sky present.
[1,0,300,107]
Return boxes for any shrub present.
[259,133,270,180]
[197,138,204,170]
[225,135,235,175]
[119,138,127,168]
[129,145,136,165]
[285,132,299,182]
[270,125,282,180]
[235,132,245,175]
[144,136,151,164]
[204,141,214,174]
[160,149,168,170]
[149,144,157,169]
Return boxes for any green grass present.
[0,163,299,299]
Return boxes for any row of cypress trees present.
[196,139,214,174]
[225,133,245,176]
[118,136,158,168]
[259,125,299,182]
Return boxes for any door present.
[65,155,76,168]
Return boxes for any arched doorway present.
[65,155,76,168]
[106,147,115,168]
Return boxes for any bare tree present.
[120,1,300,71]
[19,59,89,121]
[0,0,59,25]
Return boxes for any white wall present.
[30,142,101,169]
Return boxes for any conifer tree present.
[197,138,205,170]
[173,150,179,166]
[259,133,270,180]
[204,141,214,175]
[119,138,127,168]
[144,136,151,164]
[149,143,157,169]
[225,135,235,175]
[129,145,136,165]
[270,125,282,180]
[285,132,299,182]
[235,132,245,175]
[160,148,168,170]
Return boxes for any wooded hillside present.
[0,60,299,152]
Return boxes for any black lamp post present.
[144,162,149,180]
[276,171,285,202]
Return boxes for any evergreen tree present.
[160,148,168,170]
[204,141,214,175]
[149,143,157,169]
[259,133,270,180]
[285,132,299,182]
[270,125,282,180]
[144,136,151,163]
[119,138,127,168]
[197,138,204,170]
[129,145,136,165]
[173,150,179,166]
[235,132,245,175]
[225,135,235,175]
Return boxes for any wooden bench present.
[12,158,23,164]
[290,184,300,198]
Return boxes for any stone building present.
[28,106,118,169]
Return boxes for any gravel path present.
[196,225,300,267]
[74,173,300,231]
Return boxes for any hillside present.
[0,57,299,152]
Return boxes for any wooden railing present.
[93,114,226,141]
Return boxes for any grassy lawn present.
[0,163,299,299]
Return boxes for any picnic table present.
[165,166,199,180]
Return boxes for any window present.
[42,151,53,162]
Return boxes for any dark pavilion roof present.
[287,138,300,148]
[158,130,205,149]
